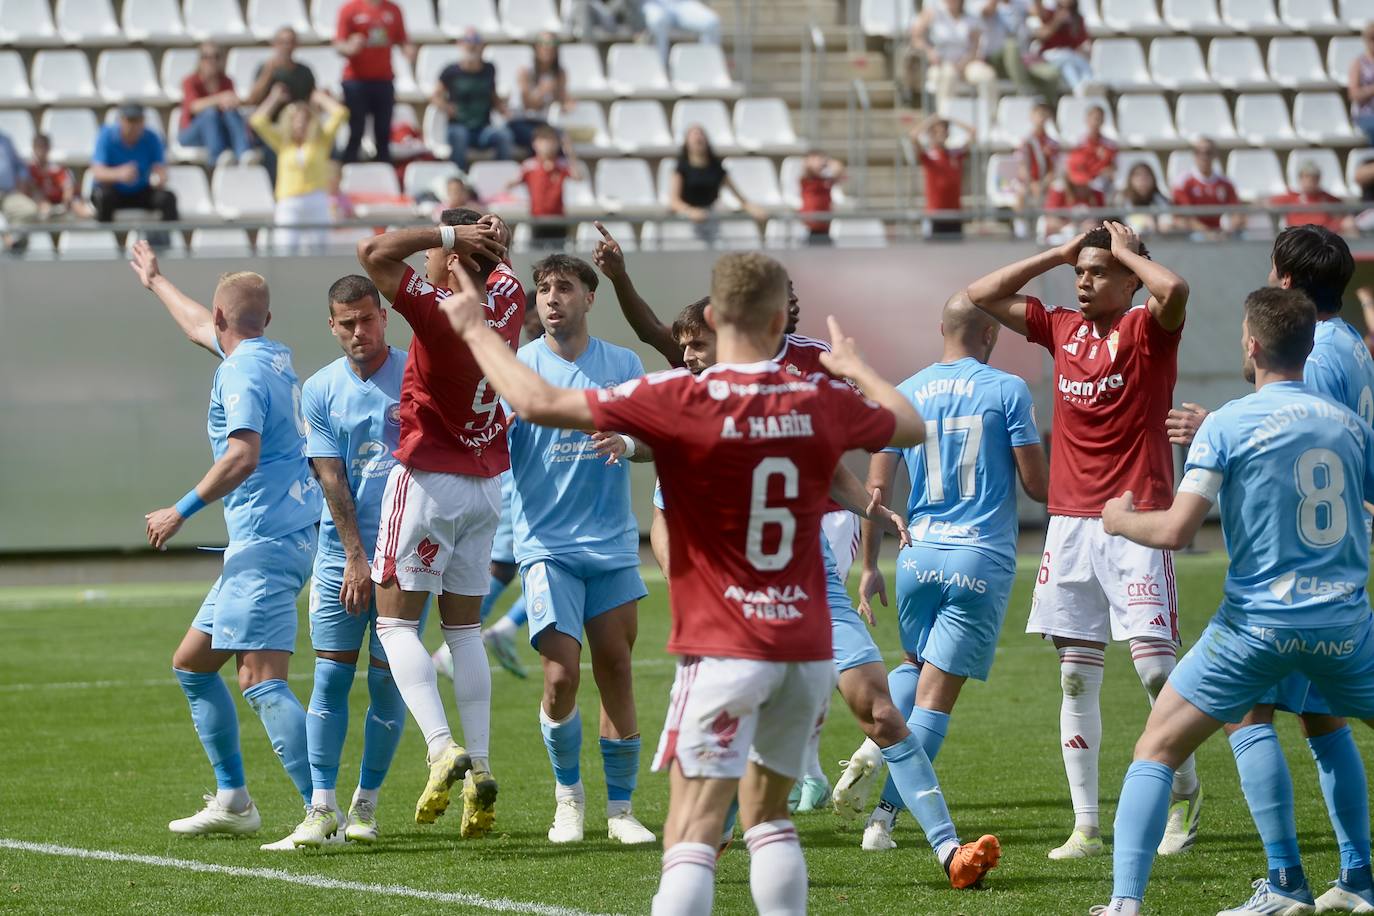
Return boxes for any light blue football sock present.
[600,735,641,803]
[909,706,950,764]
[173,668,245,790]
[479,574,512,623]
[1229,724,1302,877]
[541,706,582,787]
[306,658,354,792]
[1309,726,1371,877]
[243,678,311,804]
[359,665,406,792]
[504,596,528,630]
[1112,760,1175,901]
[880,733,958,855]
[874,663,925,814]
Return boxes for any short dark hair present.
[671,297,712,341]
[327,274,381,313]
[1080,225,1152,262]
[1271,224,1354,315]
[532,124,559,144]
[440,207,482,227]
[531,254,598,292]
[1245,286,1316,371]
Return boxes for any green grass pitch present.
[2,553,1372,915]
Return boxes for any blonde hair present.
[215,271,270,332]
[708,253,788,332]
[278,100,319,146]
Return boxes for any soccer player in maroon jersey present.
[964,221,1201,861]
[354,208,522,838]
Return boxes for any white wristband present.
[439,225,456,250]
[619,435,636,459]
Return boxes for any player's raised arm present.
[1104,221,1189,331]
[144,430,260,549]
[962,232,1088,337]
[1101,489,1210,552]
[591,221,682,367]
[130,241,218,355]
[356,223,506,304]
[820,316,924,448]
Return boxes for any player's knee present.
[1136,665,1169,697]
[543,663,579,705]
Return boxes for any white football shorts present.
[822,508,860,583]
[372,464,502,596]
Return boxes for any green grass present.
[1,554,1370,915]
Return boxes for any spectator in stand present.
[1030,0,1093,97]
[250,85,348,254]
[905,0,997,119]
[24,133,92,220]
[1171,138,1239,238]
[1271,160,1354,235]
[89,105,179,229]
[428,173,479,219]
[1116,161,1170,235]
[1042,159,1103,241]
[911,113,973,239]
[509,33,571,152]
[335,0,415,163]
[1065,103,1115,193]
[1348,22,1374,146]
[248,28,316,113]
[435,30,515,171]
[667,124,766,243]
[798,148,846,246]
[505,124,584,249]
[1014,100,1059,214]
[179,42,255,168]
[642,0,721,64]
[568,0,640,37]
[977,0,1041,93]
[0,128,37,249]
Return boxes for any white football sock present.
[869,799,898,829]
[745,820,808,915]
[556,781,585,803]
[443,623,492,761]
[376,616,451,759]
[310,788,337,811]
[489,615,517,639]
[216,787,251,812]
[1131,637,1199,796]
[1058,645,1105,833]
[652,842,717,915]
[352,786,379,807]
[805,746,826,782]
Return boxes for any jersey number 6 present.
[746,457,798,571]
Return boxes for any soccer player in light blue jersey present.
[1168,227,1374,913]
[130,241,323,839]
[838,295,1049,852]
[1094,287,1374,916]
[509,254,658,846]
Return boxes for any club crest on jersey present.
[386,404,401,425]
[1106,330,1120,362]
[707,379,730,400]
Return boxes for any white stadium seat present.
[296,46,345,95]
[402,158,459,200]
[211,164,277,219]
[608,100,673,154]
[1161,0,1230,34]
[437,0,501,37]
[1286,149,1349,198]
[1148,38,1212,92]
[485,45,535,102]
[574,220,636,252]
[184,0,250,41]
[1056,96,1116,147]
[655,157,677,207]
[1165,149,1195,188]
[55,0,120,45]
[396,0,441,41]
[1267,37,1334,91]
[606,44,674,98]
[97,51,163,105]
[31,51,96,106]
[1347,148,1374,195]
[669,44,740,97]
[420,103,450,159]
[1278,0,1343,33]
[563,176,597,214]
[167,106,208,163]
[1226,149,1287,200]
[0,0,59,46]
[1219,0,1288,34]
[1115,94,1181,149]
[247,0,313,41]
[1293,92,1361,146]
[549,100,612,153]
[859,0,915,37]
[1175,93,1240,146]
[391,46,421,101]
[165,165,217,218]
[225,48,273,100]
[723,157,782,208]
[1089,38,1152,92]
[1100,0,1168,35]
[499,0,560,40]
[1114,149,1166,192]
[466,160,523,207]
[671,99,737,151]
[58,230,119,255]
[764,217,808,248]
[122,0,188,44]
[560,43,613,101]
[831,218,887,248]
[414,44,454,94]
[1233,93,1299,148]
[190,229,254,255]
[984,152,1020,208]
[310,0,344,41]
[0,110,36,157]
[717,218,762,250]
[641,221,708,252]
[1076,0,1108,35]
[593,157,658,213]
[733,97,804,155]
[1329,37,1365,86]
[160,49,199,104]
[1343,0,1374,20]
[1208,37,1274,91]
[991,96,1041,149]
[0,53,34,107]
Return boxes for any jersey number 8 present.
[1294,447,1348,549]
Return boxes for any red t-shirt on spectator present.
[1171,171,1238,230]
[1018,132,1060,183]
[180,73,236,131]
[920,146,966,212]
[1044,184,1105,211]
[1271,191,1345,232]
[1067,135,1117,184]
[799,174,834,232]
[336,0,407,82]
[520,157,572,217]
[28,162,71,205]
[1040,14,1089,52]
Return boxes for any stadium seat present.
[574,219,636,252]
[414,44,454,95]
[1056,96,1117,146]
[437,0,501,38]
[1115,94,1181,149]
[167,106,208,163]
[160,49,199,104]
[1099,0,1168,36]
[31,52,97,106]
[937,97,979,147]
[1346,147,1374,194]
[991,96,1043,149]
[560,43,613,101]
[1089,38,1152,92]
[607,100,673,155]
[1114,149,1166,192]
[296,46,345,94]
[723,157,782,208]
[420,103,451,159]
[1174,93,1240,146]
[165,165,216,218]
[733,97,804,155]
[1161,0,1230,34]
[671,99,738,152]
[247,0,313,41]
[1329,37,1363,86]
[190,228,254,255]
[763,217,808,248]
[1226,149,1287,200]
[183,0,250,42]
[984,152,1020,209]
[97,51,163,105]
[1267,37,1335,91]
[54,0,120,45]
[396,0,442,41]
[485,45,534,103]
[310,0,343,41]
[655,157,679,208]
[1077,0,1108,35]
[391,46,421,101]
[0,53,34,107]
[122,0,188,44]
[549,100,612,153]
[1293,92,1361,146]
[57,230,119,255]
[20,230,54,256]
[499,0,560,40]
[211,164,277,219]
[641,220,709,252]
[859,0,916,37]
[606,44,674,98]
[1234,93,1299,148]
[466,160,523,208]
[1219,0,1288,34]
[402,158,458,200]
[1208,37,1274,91]
[1148,38,1212,92]
[0,0,59,46]
[1278,0,1343,33]
[0,110,35,157]
[593,157,658,213]
[1286,149,1349,197]
[668,44,741,97]
[226,48,274,99]
[1342,0,1374,20]
[717,218,762,250]
[830,218,887,248]
[563,176,597,214]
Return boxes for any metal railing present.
[800,23,828,142]
[847,78,873,206]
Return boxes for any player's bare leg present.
[588,602,655,845]
[654,765,740,915]
[1052,636,1107,860]
[1129,635,1202,855]
[435,592,497,838]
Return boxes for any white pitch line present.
[0,839,619,916]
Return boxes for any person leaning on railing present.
[249,86,348,256]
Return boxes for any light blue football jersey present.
[209,336,321,542]
[887,358,1039,568]
[1186,380,1374,628]
[301,346,407,559]
[1306,317,1374,424]
[509,337,645,566]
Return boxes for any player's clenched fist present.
[1100,490,1136,537]
[145,506,185,550]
